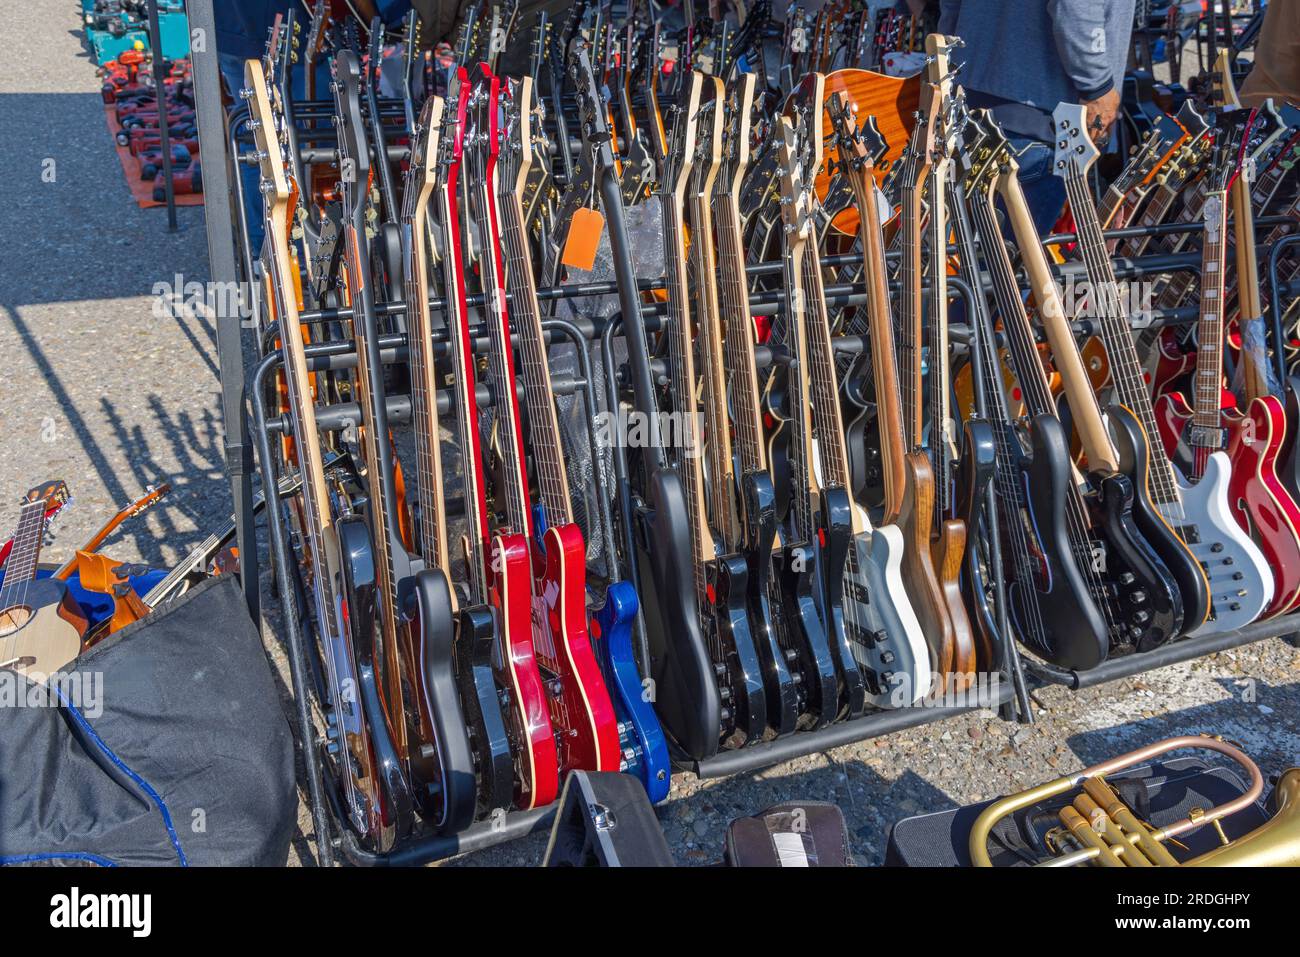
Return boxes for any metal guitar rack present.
[191,0,1300,866]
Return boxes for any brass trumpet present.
[969,734,1300,867]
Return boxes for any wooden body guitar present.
[0,578,85,680]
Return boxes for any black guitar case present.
[885,756,1270,866]
[0,575,296,866]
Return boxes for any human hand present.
[1081,88,1121,145]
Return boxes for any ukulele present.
[0,482,85,680]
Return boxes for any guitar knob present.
[785,649,799,664]
[1211,542,1225,553]
[1233,572,1244,581]
[719,708,732,726]
[1119,572,1136,585]
[879,650,896,664]
[872,629,888,647]
[714,662,728,679]
[1130,590,1147,605]
[1132,610,1150,625]
[718,685,732,701]
[1229,602,1242,612]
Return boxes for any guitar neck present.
[402,99,452,576]
[438,156,491,604]
[689,168,741,548]
[899,176,927,451]
[470,148,533,542]
[663,194,714,607]
[849,161,907,521]
[1002,166,1121,475]
[716,185,767,477]
[1193,189,1231,465]
[800,218,858,522]
[777,223,820,542]
[500,153,573,533]
[926,159,955,515]
[3,500,47,586]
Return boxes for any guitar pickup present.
[1189,425,1226,450]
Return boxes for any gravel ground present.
[3,2,1294,868]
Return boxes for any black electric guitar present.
[973,111,1186,657]
[569,41,722,763]
[401,89,503,828]
[658,68,772,745]
[336,50,469,834]
[712,70,803,734]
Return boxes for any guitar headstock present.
[499,75,536,199]
[465,62,502,180]
[528,10,549,82]
[23,480,71,514]
[1240,98,1286,173]
[242,59,290,214]
[775,112,813,242]
[122,483,171,520]
[827,91,887,172]
[410,89,446,194]
[304,0,329,65]
[661,69,705,197]
[1207,106,1255,195]
[690,75,725,197]
[1051,101,1100,176]
[785,71,827,174]
[331,50,370,216]
[1211,48,1240,109]
[718,71,758,192]
[963,109,1016,193]
[1113,111,1186,194]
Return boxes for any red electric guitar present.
[468,65,620,779]
[439,65,558,811]
[1156,106,1300,618]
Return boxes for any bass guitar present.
[437,64,558,811]
[1155,106,1300,619]
[469,64,621,779]
[1051,100,1271,636]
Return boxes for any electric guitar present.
[246,58,397,848]
[1051,100,1272,636]
[805,91,931,709]
[437,65,558,812]
[979,122,1180,664]
[0,481,85,680]
[469,64,621,780]
[659,68,774,744]
[1155,106,1300,619]
[499,74,669,801]
[713,71,822,732]
[880,69,972,687]
[400,89,500,829]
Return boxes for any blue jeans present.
[1004,136,1068,237]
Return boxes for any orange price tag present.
[561,207,605,272]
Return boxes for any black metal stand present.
[193,0,1300,865]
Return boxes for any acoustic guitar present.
[0,481,86,681]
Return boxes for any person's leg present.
[1003,135,1068,236]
